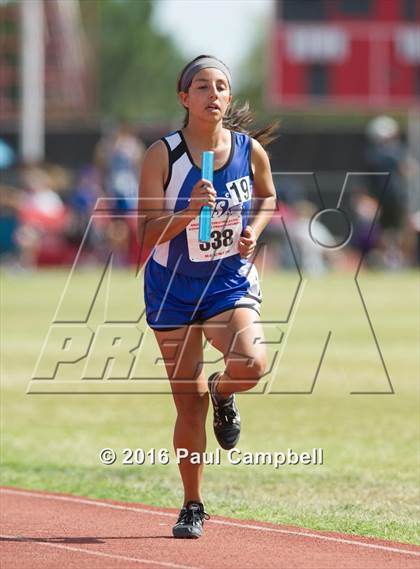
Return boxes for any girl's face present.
[179,67,232,124]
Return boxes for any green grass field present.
[1,267,419,544]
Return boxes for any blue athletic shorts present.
[144,257,262,331]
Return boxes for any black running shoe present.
[208,372,241,450]
[172,501,210,539]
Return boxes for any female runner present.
[138,55,277,538]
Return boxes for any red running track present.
[1,487,419,569]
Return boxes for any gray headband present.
[179,57,231,92]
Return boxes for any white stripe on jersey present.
[166,131,181,151]
[153,240,170,266]
[165,152,192,211]
[153,136,192,267]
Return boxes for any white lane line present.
[0,534,197,569]
[2,488,420,558]
[211,520,420,557]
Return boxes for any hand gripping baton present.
[199,151,214,243]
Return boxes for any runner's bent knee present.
[225,351,267,383]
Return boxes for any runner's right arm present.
[137,141,216,249]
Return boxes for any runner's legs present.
[153,325,208,506]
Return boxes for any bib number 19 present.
[227,176,250,206]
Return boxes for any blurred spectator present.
[365,115,418,269]
[261,201,296,270]
[349,190,382,268]
[94,122,145,265]
[0,139,15,170]
[0,139,20,266]
[0,186,21,265]
[260,175,307,270]
[95,122,145,211]
[263,200,339,275]
[288,201,337,276]
[408,210,420,267]
[64,165,103,263]
[17,165,69,267]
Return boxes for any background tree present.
[235,34,266,116]
[99,0,185,123]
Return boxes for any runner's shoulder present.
[250,137,266,156]
[142,140,168,182]
[143,139,167,164]
[250,137,270,172]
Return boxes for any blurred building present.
[269,0,420,109]
[0,0,97,128]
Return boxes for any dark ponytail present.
[222,100,279,149]
[177,54,279,150]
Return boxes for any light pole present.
[20,0,45,162]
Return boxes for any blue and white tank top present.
[151,129,254,277]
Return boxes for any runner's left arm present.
[238,139,277,259]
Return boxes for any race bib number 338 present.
[186,210,242,262]
[186,176,251,263]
